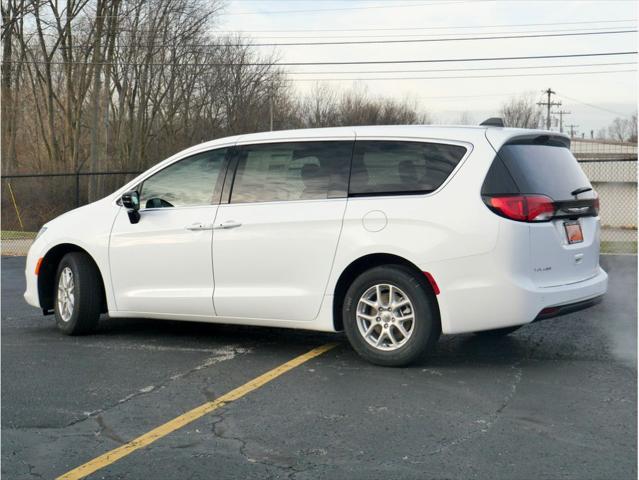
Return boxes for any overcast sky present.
[216,0,637,135]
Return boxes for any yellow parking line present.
[57,343,338,480]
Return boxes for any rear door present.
[212,139,353,321]
[487,136,599,287]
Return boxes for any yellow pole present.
[5,180,24,231]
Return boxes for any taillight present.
[483,194,555,222]
[593,192,600,215]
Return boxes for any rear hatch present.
[483,134,600,287]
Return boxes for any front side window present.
[349,141,467,196]
[230,141,352,204]
[139,149,228,208]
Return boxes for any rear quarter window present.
[349,141,467,196]
[484,142,593,201]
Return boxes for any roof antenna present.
[480,117,505,127]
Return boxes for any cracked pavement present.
[1,255,636,479]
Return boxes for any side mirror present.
[121,190,141,224]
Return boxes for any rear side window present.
[230,141,352,204]
[349,141,467,196]
[483,140,593,201]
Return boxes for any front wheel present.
[54,252,102,335]
[342,265,440,367]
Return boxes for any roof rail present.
[480,117,505,127]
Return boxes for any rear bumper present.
[436,265,608,334]
[534,294,603,321]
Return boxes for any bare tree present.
[608,117,629,142]
[456,111,475,125]
[3,0,428,190]
[500,94,541,129]
[297,83,426,128]
[2,0,292,176]
[1,0,31,173]
[298,82,339,128]
[607,115,638,143]
[595,128,608,141]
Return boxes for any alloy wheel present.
[356,283,415,351]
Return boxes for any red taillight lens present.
[526,195,556,221]
[485,195,555,222]
[593,193,600,215]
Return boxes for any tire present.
[54,252,102,335]
[474,325,522,337]
[342,265,440,367]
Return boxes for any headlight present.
[35,226,48,240]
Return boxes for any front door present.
[212,140,353,322]
[109,147,229,318]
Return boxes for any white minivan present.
[24,123,608,366]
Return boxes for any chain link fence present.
[572,139,637,254]
[2,171,140,255]
[2,140,637,256]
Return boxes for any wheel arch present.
[332,253,440,331]
[38,243,107,314]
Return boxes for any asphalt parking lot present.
[1,255,636,479]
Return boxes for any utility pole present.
[552,109,571,134]
[269,83,274,132]
[537,88,561,130]
[566,124,579,138]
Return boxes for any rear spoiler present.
[485,130,571,152]
[503,134,571,149]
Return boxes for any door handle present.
[185,222,213,231]
[213,220,242,230]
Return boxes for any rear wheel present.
[343,265,440,367]
[54,252,102,335]
[474,325,522,337]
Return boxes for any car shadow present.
[96,315,339,348]
[93,315,537,368]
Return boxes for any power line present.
[266,52,639,67]
[97,22,637,39]
[269,29,638,46]
[222,1,474,16]
[51,29,637,49]
[146,29,639,47]
[213,18,637,33]
[417,91,530,99]
[209,25,638,40]
[62,22,635,39]
[285,69,636,82]
[47,26,639,46]
[9,51,637,67]
[221,0,638,16]
[231,0,636,1]
[556,93,636,118]
[61,19,637,34]
[286,62,636,75]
